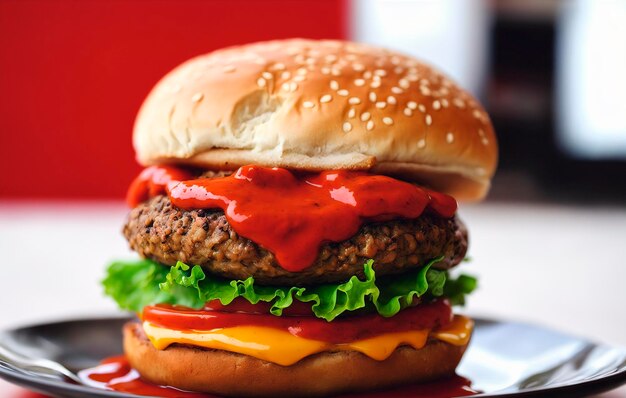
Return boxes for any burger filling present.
[123,196,468,285]
[104,164,477,365]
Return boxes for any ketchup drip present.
[78,355,478,397]
[126,165,194,207]
[127,165,457,272]
[78,355,212,398]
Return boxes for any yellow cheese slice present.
[143,315,472,366]
[432,314,474,346]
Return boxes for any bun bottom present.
[124,322,469,397]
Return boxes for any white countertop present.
[1,200,625,395]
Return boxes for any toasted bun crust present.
[123,322,469,397]
[134,39,497,201]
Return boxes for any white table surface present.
[1,200,625,396]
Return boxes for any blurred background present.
[0,0,625,390]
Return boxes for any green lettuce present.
[103,258,476,321]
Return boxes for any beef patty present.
[124,195,468,285]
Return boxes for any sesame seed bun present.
[133,38,497,200]
[123,322,469,397]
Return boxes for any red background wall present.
[0,0,347,199]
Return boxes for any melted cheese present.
[432,314,474,346]
[143,315,473,366]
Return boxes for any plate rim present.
[0,315,625,398]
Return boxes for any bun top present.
[134,39,497,201]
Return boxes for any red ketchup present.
[78,355,213,398]
[78,355,478,397]
[143,298,453,344]
[127,165,457,272]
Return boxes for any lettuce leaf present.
[103,258,476,321]
[443,273,478,306]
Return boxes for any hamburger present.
[103,38,497,397]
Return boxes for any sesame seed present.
[366,120,375,131]
[262,72,273,80]
[374,69,387,76]
[348,108,356,118]
[321,66,331,75]
[363,71,372,79]
[294,75,306,82]
[432,100,441,110]
[369,92,377,102]
[352,63,365,71]
[453,98,465,108]
[425,114,432,125]
[348,97,361,105]
[256,78,266,88]
[376,101,387,109]
[482,137,489,145]
[417,139,426,149]
[320,94,332,103]
[289,82,298,92]
[223,65,236,73]
[383,117,394,125]
[281,82,290,92]
[407,101,417,110]
[387,96,397,105]
[331,68,341,76]
[354,79,365,86]
[420,86,431,96]
[360,112,371,121]
[273,63,286,70]
[446,132,454,143]
[473,110,482,119]
[281,71,291,80]
[407,74,419,82]
[297,67,308,75]
[418,104,426,113]
[372,75,381,82]
[302,101,315,109]
[399,79,410,89]
[330,80,339,90]
[370,80,381,88]
[394,66,404,74]
[391,87,403,94]
[337,89,348,97]
[403,108,413,116]
[326,54,338,63]
[342,122,353,132]
[191,92,204,102]
[441,99,449,108]
[390,56,401,65]
[478,128,486,137]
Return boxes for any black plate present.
[0,316,625,398]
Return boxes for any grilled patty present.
[124,195,468,285]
